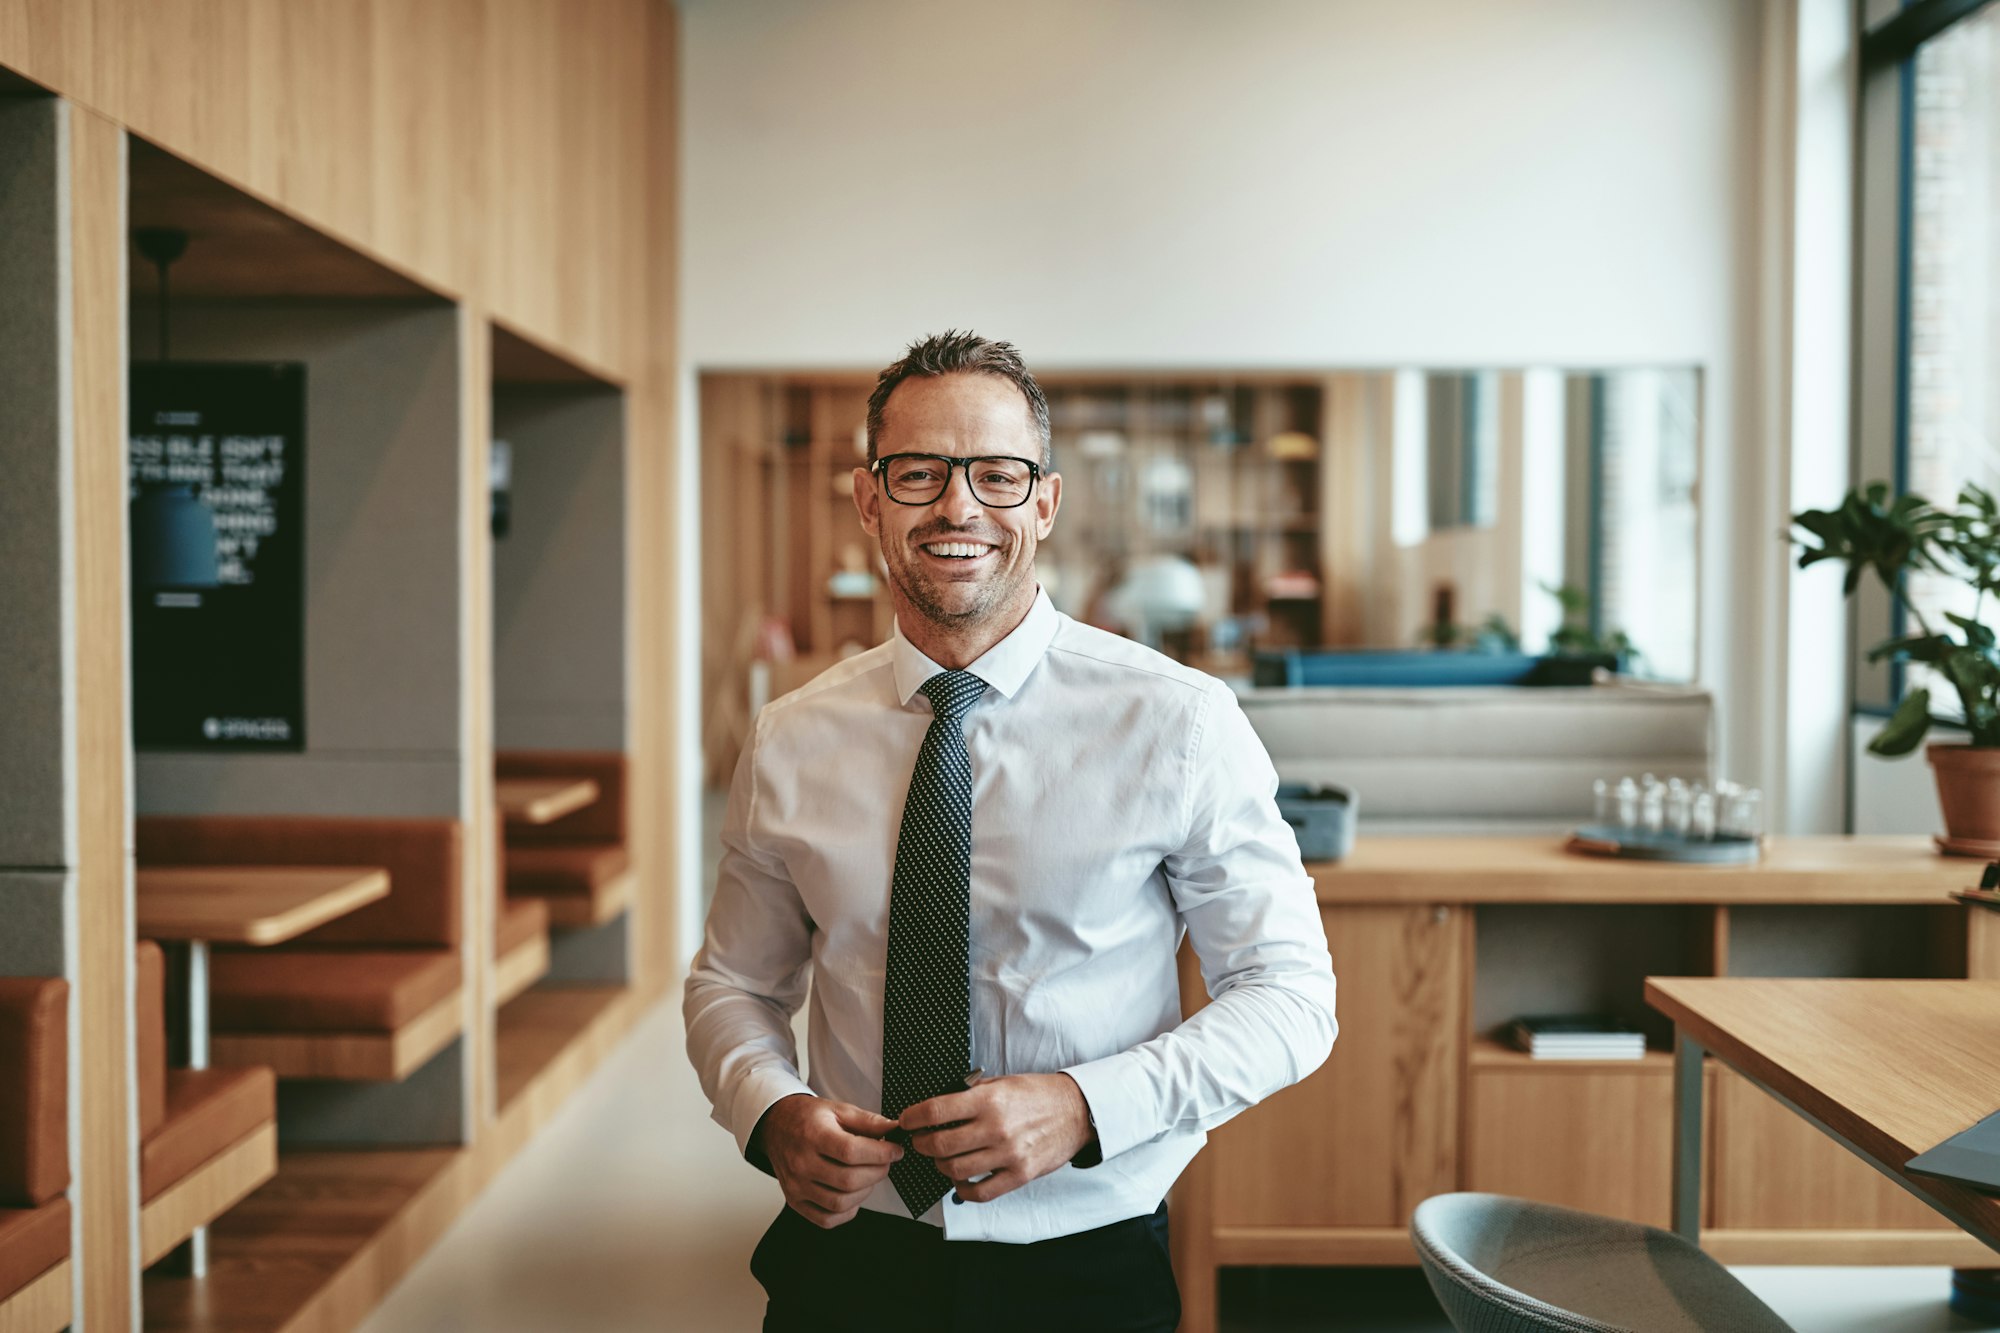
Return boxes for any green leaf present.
[1869,687,1934,757]
[1946,612,1998,650]
[1868,633,1952,664]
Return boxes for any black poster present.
[129,363,306,751]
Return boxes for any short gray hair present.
[865,330,1052,468]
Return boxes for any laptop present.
[1907,1109,2000,1194]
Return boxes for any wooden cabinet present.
[1173,903,1464,1324]
[1168,838,1990,1333]
[1465,1048,1693,1228]
[1208,904,1464,1232]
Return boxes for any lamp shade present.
[130,484,220,589]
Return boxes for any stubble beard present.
[884,534,1030,633]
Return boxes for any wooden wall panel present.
[68,101,139,1333]
[0,0,670,380]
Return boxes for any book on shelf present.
[1505,1014,1648,1060]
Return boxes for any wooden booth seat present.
[136,815,466,1082]
[0,976,70,1332]
[135,941,277,1268]
[504,844,632,927]
[498,751,633,928]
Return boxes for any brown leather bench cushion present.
[136,815,462,948]
[140,1067,275,1204]
[505,843,630,899]
[0,1199,69,1304]
[496,896,550,957]
[498,751,628,846]
[136,941,167,1141]
[0,977,68,1209]
[210,948,461,1032]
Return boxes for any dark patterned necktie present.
[882,669,988,1217]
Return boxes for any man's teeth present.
[923,542,990,558]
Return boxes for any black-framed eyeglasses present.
[871,453,1043,508]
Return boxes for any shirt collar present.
[890,586,1060,706]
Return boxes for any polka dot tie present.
[882,669,988,1217]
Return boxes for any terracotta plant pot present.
[1927,743,2000,847]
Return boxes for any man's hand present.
[756,1094,904,1228]
[899,1073,1095,1203]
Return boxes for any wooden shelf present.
[495,984,629,1113]
[1468,1037,1672,1073]
[141,1146,464,1332]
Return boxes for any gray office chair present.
[1409,1193,1795,1333]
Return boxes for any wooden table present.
[137,865,391,947]
[134,863,389,1278]
[495,777,599,826]
[1646,976,2000,1254]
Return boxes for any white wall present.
[682,0,1788,801]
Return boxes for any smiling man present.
[684,331,1338,1333]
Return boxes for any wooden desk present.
[496,777,599,826]
[1309,835,1979,905]
[1171,835,1999,1333]
[1647,977,2000,1255]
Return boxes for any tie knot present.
[920,670,987,722]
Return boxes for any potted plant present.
[1793,481,2000,849]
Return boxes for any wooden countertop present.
[136,865,390,945]
[1307,835,1979,904]
[496,777,600,826]
[1647,976,2000,1250]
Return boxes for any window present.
[1856,0,2000,713]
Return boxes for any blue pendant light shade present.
[131,484,221,589]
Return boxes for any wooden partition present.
[0,6,677,1329]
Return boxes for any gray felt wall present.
[491,387,627,752]
[0,98,75,872]
[130,300,467,818]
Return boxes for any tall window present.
[1903,4,2000,641]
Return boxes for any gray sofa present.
[1237,682,1715,836]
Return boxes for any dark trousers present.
[752,1202,1180,1333]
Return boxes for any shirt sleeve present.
[1062,680,1338,1163]
[682,716,818,1158]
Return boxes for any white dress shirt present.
[684,588,1338,1243]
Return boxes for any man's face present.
[853,373,1061,632]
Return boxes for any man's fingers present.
[812,1130,903,1167]
[938,1148,1009,1183]
[792,1181,871,1216]
[899,1089,980,1133]
[953,1169,1020,1204]
[909,1119,992,1160]
[793,1198,861,1229]
[811,1160,892,1194]
[829,1101,901,1138]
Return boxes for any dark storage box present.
[1276,782,1357,862]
